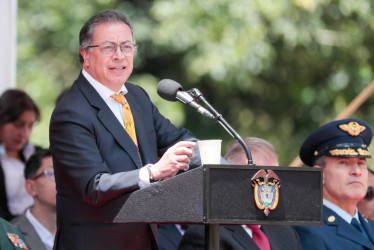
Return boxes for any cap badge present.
[251,169,281,216]
[339,122,366,136]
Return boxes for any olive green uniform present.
[0,218,28,249]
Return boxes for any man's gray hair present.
[224,137,278,165]
[313,156,327,168]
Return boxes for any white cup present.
[198,139,222,165]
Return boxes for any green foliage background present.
[17,0,374,166]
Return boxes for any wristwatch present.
[146,164,154,181]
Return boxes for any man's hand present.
[150,141,196,180]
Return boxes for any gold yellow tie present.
[111,92,138,146]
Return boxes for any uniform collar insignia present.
[362,215,369,223]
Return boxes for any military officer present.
[295,118,374,249]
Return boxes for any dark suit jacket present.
[12,213,47,250]
[178,224,302,250]
[49,72,200,250]
[158,224,184,250]
[294,205,374,250]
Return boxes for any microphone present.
[157,79,215,119]
[157,79,254,165]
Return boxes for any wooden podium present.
[114,165,323,249]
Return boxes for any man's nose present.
[350,163,364,175]
[112,45,125,59]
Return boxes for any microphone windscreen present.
[157,79,183,101]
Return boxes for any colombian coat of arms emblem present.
[251,169,281,216]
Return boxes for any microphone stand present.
[189,88,254,166]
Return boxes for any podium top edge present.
[201,164,322,172]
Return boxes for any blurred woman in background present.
[0,89,40,220]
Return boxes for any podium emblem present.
[251,169,281,216]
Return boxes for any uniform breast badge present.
[7,233,29,250]
[251,169,281,216]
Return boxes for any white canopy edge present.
[0,0,18,94]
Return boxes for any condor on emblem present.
[251,169,281,216]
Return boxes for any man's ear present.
[80,49,89,68]
[24,179,36,197]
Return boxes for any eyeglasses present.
[30,170,55,180]
[87,41,137,56]
[365,186,374,200]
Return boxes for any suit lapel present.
[16,215,46,250]
[359,213,374,245]
[226,225,259,250]
[324,206,374,249]
[261,226,279,250]
[76,74,142,168]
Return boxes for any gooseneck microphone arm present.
[189,88,254,166]
[157,79,254,166]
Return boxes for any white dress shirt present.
[25,209,54,250]
[242,224,260,238]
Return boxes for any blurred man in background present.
[12,149,56,250]
[358,165,374,220]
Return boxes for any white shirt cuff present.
[138,166,151,189]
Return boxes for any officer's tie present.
[111,92,138,146]
[351,218,368,239]
[247,225,271,250]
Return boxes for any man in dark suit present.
[178,137,303,250]
[49,10,200,250]
[295,118,374,249]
